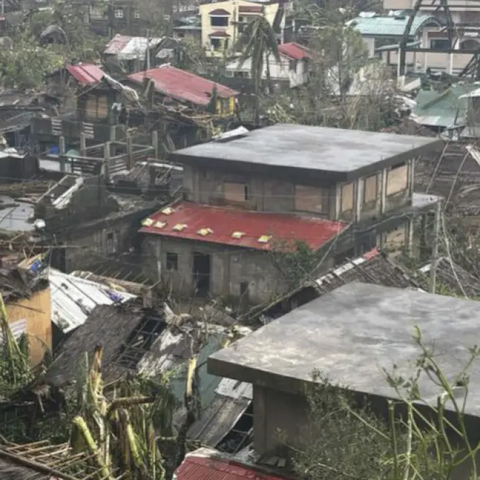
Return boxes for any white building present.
[225,42,311,88]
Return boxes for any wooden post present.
[80,132,87,157]
[110,125,116,142]
[152,130,159,160]
[104,141,111,183]
[126,135,133,170]
[59,136,66,174]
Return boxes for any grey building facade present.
[141,124,441,304]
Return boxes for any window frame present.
[114,7,124,18]
[363,174,378,204]
[341,182,354,213]
[210,15,229,27]
[386,162,408,196]
[166,252,178,271]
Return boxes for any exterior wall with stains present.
[6,288,52,367]
[253,385,310,455]
[183,160,414,223]
[142,235,291,304]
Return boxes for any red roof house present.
[175,449,291,480]
[278,42,312,60]
[127,66,238,107]
[66,64,105,85]
[140,201,345,252]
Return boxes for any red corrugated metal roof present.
[140,201,345,251]
[176,454,288,480]
[128,66,238,106]
[209,8,230,14]
[239,5,263,13]
[66,64,104,85]
[278,42,312,60]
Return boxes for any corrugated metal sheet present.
[104,34,163,60]
[278,42,311,60]
[413,84,475,128]
[49,269,136,333]
[176,451,287,480]
[140,201,345,251]
[350,14,438,37]
[187,396,250,446]
[66,64,104,85]
[128,66,238,106]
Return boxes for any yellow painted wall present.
[6,288,52,367]
[200,0,279,57]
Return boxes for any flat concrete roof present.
[171,124,441,181]
[209,283,480,416]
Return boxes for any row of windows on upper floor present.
[216,162,408,215]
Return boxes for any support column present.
[126,135,133,170]
[59,136,66,174]
[104,141,111,183]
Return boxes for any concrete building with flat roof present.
[209,282,480,455]
[141,125,441,304]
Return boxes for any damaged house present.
[124,65,239,150]
[46,299,250,430]
[140,124,441,304]
[34,174,163,272]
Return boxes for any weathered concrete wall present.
[183,160,414,222]
[253,385,310,455]
[141,235,290,304]
[64,214,138,272]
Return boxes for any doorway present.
[193,252,211,295]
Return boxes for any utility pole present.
[430,199,442,294]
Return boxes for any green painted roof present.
[350,14,438,37]
[413,84,477,128]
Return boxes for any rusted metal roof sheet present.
[278,42,311,60]
[140,201,345,251]
[176,450,288,480]
[128,66,238,106]
[66,64,104,85]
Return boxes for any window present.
[106,231,117,254]
[210,38,221,50]
[341,182,354,212]
[233,71,250,78]
[294,185,324,213]
[210,16,229,27]
[134,10,140,18]
[85,94,109,120]
[289,59,297,71]
[114,8,124,18]
[364,174,377,204]
[224,182,249,202]
[166,252,178,271]
[387,162,408,196]
[430,38,449,51]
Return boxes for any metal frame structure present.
[399,0,480,78]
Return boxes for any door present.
[193,253,211,295]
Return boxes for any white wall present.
[226,53,309,88]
